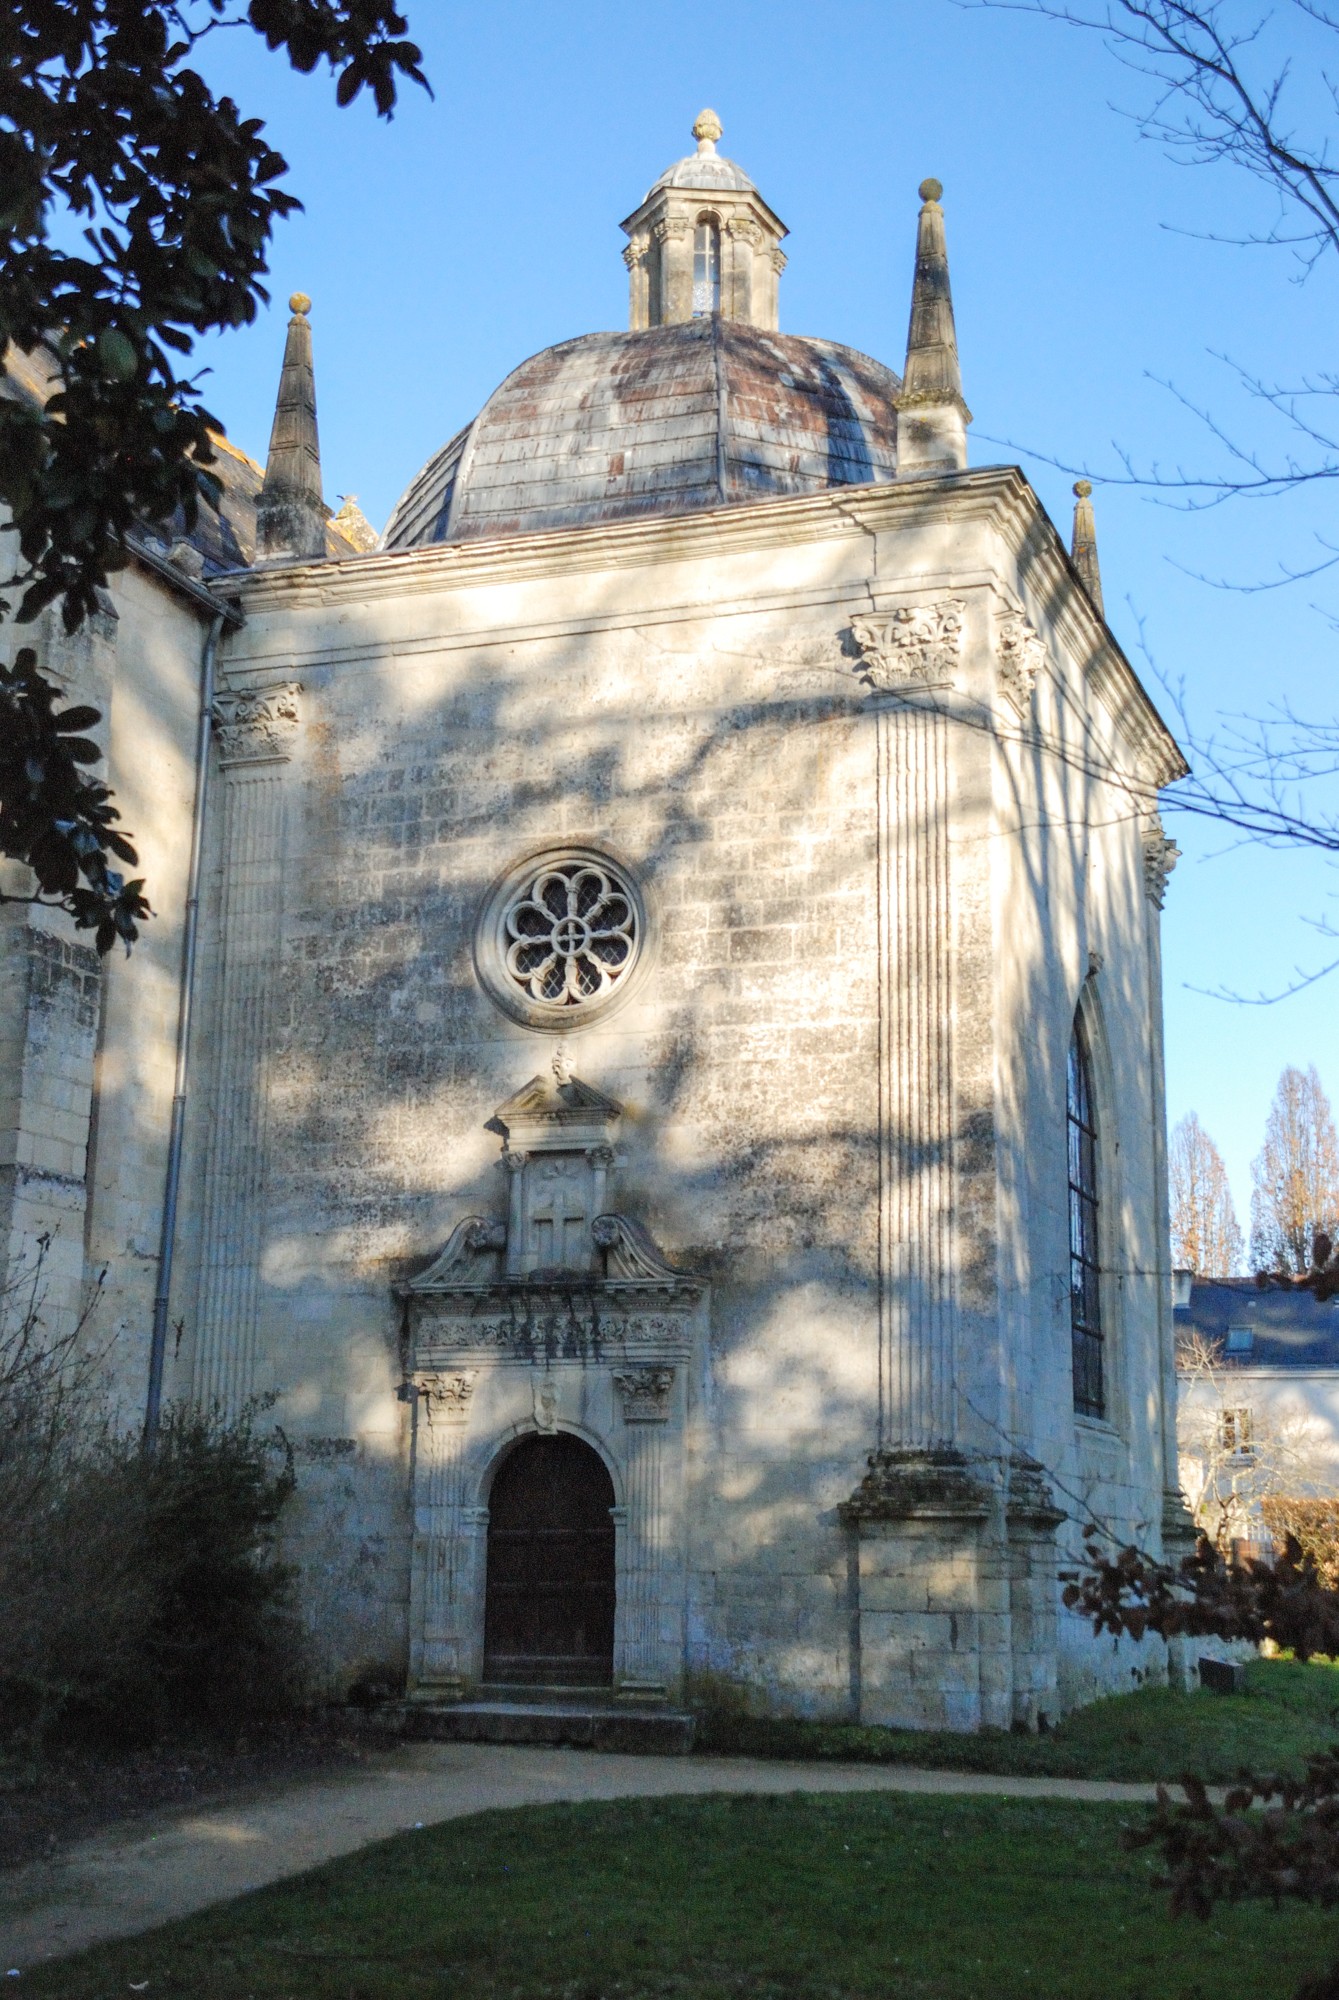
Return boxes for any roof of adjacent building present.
[0,341,361,579]
[383,320,902,550]
[1175,1276,1339,1370]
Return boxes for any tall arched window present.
[1067,1011,1105,1417]
[692,217,720,317]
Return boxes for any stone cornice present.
[222,466,1185,788]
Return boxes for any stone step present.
[392,1698,696,1754]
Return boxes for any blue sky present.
[191,0,1339,1244]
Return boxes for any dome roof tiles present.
[645,149,758,196]
[383,320,901,550]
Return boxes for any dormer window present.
[692,218,720,316]
[1226,1326,1254,1355]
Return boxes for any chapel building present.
[0,114,1192,1729]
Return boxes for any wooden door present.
[483,1433,616,1685]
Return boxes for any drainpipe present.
[144,606,225,1447]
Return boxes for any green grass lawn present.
[26,1792,1339,2000]
[698,1656,1339,1783]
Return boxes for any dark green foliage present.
[0,1394,302,1755]
[22,1793,1339,1998]
[0,644,148,950]
[135,1402,300,1734]
[0,0,427,632]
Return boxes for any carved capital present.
[622,233,649,269]
[586,1145,617,1171]
[615,1366,675,1423]
[1142,812,1180,909]
[996,614,1046,714]
[727,215,762,247]
[653,216,689,245]
[849,601,966,692]
[769,247,788,275]
[213,682,302,765]
[502,1149,529,1177]
[418,1369,477,1425]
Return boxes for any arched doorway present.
[483,1433,616,1686]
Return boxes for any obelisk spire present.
[895,179,971,475]
[1070,480,1104,617]
[256,292,326,562]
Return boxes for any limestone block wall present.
[0,595,115,1344]
[84,564,210,1424]
[984,526,1183,1708]
[166,470,1183,1715]
[0,555,207,1415]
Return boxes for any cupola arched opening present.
[692,214,721,316]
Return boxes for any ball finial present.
[918,178,943,204]
[1074,479,1093,498]
[289,292,311,316]
[693,107,723,151]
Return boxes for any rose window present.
[502,860,639,1010]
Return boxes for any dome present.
[643,104,760,199]
[383,320,901,550]
[645,147,757,197]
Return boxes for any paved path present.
[0,1743,1175,1971]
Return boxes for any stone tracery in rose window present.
[502,861,639,1009]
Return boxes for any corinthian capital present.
[849,601,966,692]
[213,682,302,765]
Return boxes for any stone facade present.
[0,117,1191,1726]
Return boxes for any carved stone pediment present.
[402,1212,698,1306]
[406,1217,507,1293]
[494,1069,622,1151]
[399,1063,702,1373]
[591,1214,686,1284]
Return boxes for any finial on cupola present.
[256,291,327,562]
[1070,479,1105,617]
[895,179,971,476]
[693,107,723,155]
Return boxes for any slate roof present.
[157,432,362,574]
[1,341,360,581]
[383,320,902,550]
[645,145,759,196]
[1175,1277,1339,1370]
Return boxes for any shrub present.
[0,1260,303,1754]
[136,1402,301,1734]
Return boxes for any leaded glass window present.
[692,218,720,317]
[1068,1014,1105,1417]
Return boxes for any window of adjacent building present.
[692,217,721,317]
[1068,1013,1105,1418]
[1220,1408,1254,1457]
[1226,1325,1254,1355]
